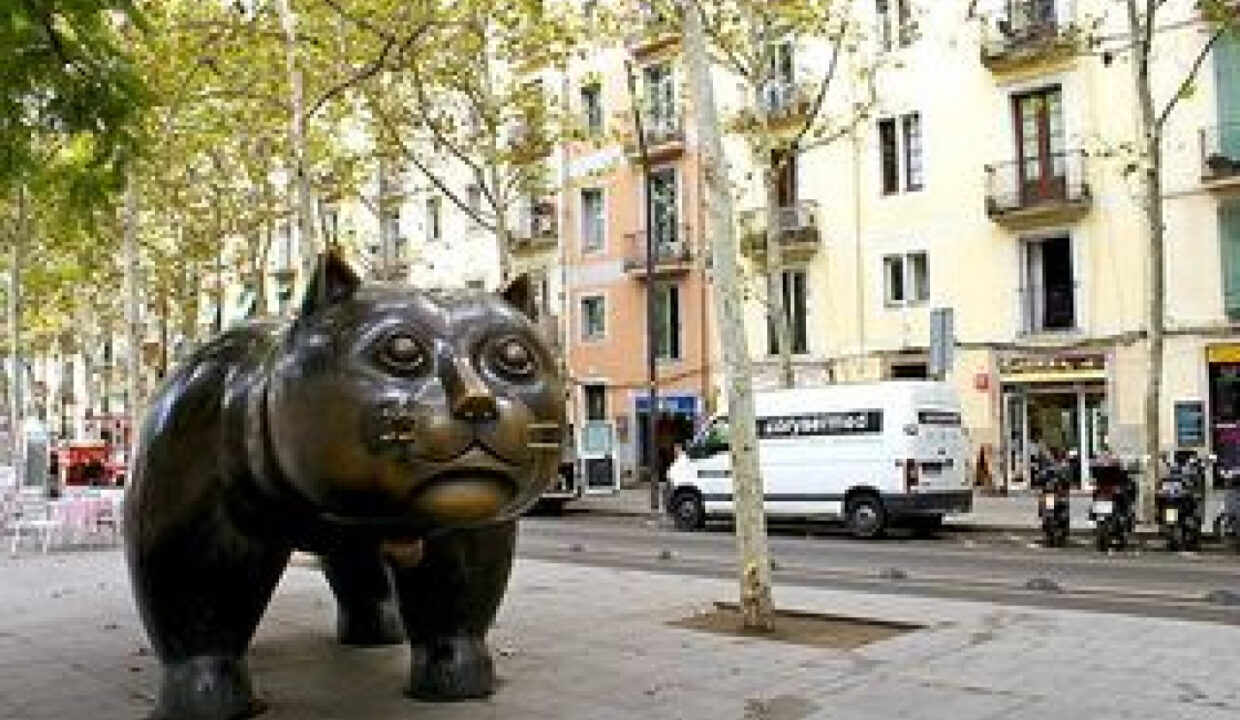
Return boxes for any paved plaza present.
[2,544,1240,720]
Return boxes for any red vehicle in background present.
[55,440,127,488]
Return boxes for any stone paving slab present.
[1,548,1239,720]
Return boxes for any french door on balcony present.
[1013,86,1066,206]
[1008,0,1056,36]
[647,167,679,258]
[643,63,675,133]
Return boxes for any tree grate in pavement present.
[668,601,923,650]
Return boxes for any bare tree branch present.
[1156,26,1225,131]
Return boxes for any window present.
[1220,200,1240,320]
[654,283,681,360]
[1021,236,1074,332]
[877,0,914,51]
[760,40,796,112]
[883,252,929,306]
[466,184,482,221]
[581,294,606,340]
[879,119,899,194]
[1013,87,1065,203]
[879,112,923,194]
[902,113,923,190]
[581,188,605,254]
[647,167,678,249]
[767,269,809,355]
[382,208,401,246]
[426,197,441,242]
[772,145,798,207]
[275,222,293,271]
[320,206,339,245]
[581,83,603,137]
[584,383,607,421]
[1009,0,1056,36]
[643,63,675,131]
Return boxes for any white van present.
[665,381,972,538]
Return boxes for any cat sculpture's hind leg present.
[391,520,518,700]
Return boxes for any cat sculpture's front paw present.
[406,635,495,701]
[150,655,266,720]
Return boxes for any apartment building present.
[533,0,1240,489]
[197,0,1240,492]
[706,0,1240,488]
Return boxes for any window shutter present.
[1220,201,1240,319]
[1214,32,1240,157]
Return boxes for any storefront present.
[999,352,1108,489]
[632,393,699,484]
[1208,344,1240,478]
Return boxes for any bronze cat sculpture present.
[124,253,564,720]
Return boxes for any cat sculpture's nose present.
[444,356,498,422]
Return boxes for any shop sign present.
[1207,344,1240,364]
[1174,401,1206,448]
[998,353,1106,383]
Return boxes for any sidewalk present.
[570,486,1226,536]
[2,548,1239,720]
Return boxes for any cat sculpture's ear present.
[500,274,536,320]
[300,250,362,317]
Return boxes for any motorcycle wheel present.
[1222,517,1240,553]
[1167,526,1183,552]
[1095,526,1110,552]
[1186,527,1202,552]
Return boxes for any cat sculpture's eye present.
[489,336,538,381]
[377,331,428,374]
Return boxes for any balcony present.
[729,81,817,134]
[623,114,686,164]
[985,150,1091,228]
[980,9,1080,75]
[1201,124,1240,189]
[738,201,822,264]
[626,11,680,58]
[1019,283,1078,336]
[509,205,558,254]
[623,224,694,279]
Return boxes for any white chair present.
[8,497,66,555]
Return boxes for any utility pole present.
[684,1,774,630]
[625,60,662,513]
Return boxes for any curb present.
[562,503,1212,543]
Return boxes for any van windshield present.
[694,417,730,449]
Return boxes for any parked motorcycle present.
[1155,452,1205,552]
[1090,459,1137,551]
[1037,455,1072,547]
[1215,462,1240,552]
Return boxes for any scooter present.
[1214,462,1240,552]
[1037,456,1071,547]
[1090,459,1137,551]
[1155,452,1205,552]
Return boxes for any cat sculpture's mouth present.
[409,466,519,523]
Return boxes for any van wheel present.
[670,491,705,532]
[846,495,886,540]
